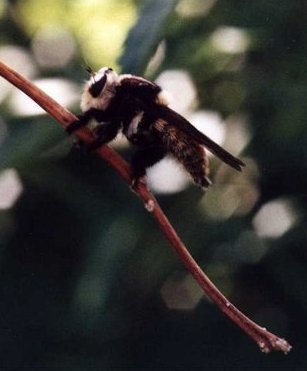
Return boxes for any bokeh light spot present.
[10,78,79,116]
[160,273,203,310]
[211,26,250,54]
[147,156,190,194]
[189,110,226,149]
[0,46,36,103]
[155,70,197,114]
[0,169,23,210]
[176,0,217,18]
[32,25,77,68]
[234,230,268,263]
[200,158,260,220]
[253,198,298,238]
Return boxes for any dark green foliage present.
[0,0,306,369]
[119,0,178,74]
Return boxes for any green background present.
[0,0,306,369]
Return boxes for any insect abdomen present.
[153,119,211,188]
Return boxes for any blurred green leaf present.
[119,0,178,74]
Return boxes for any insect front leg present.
[66,111,92,134]
[130,145,167,187]
[66,108,109,134]
[88,121,121,151]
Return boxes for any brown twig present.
[0,60,292,354]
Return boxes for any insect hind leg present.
[130,145,167,186]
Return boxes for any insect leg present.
[66,108,110,134]
[130,145,167,185]
[66,111,93,134]
[88,121,120,151]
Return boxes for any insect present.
[67,67,245,188]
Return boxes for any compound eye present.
[89,74,107,97]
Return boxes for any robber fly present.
[67,67,245,188]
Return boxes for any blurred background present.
[0,0,306,369]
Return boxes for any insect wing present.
[154,105,245,171]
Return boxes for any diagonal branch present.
[0,61,292,354]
